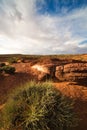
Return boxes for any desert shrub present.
[0,68,3,74]
[0,63,6,67]
[2,66,15,74]
[0,112,2,128]
[2,82,78,130]
[8,57,18,64]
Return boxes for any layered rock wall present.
[55,63,87,82]
[32,62,87,82]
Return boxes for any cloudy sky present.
[0,0,87,54]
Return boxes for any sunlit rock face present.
[31,64,50,81]
[31,64,56,81]
[32,64,49,73]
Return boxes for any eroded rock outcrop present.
[31,64,55,80]
[31,62,87,82]
[55,63,87,82]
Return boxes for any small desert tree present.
[1,82,78,130]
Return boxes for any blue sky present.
[36,0,87,14]
[0,0,87,54]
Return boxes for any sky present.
[0,0,87,54]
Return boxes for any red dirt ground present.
[54,82,87,130]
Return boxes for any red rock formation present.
[55,63,87,82]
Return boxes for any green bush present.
[1,82,78,130]
[8,57,18,64]
[2,66,15,74]
[0,63,6,67]
[0,67,3,74]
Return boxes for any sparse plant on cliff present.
[2,82,78,130]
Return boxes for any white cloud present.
[0,0,87,54]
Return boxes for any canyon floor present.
[0,54,87,130]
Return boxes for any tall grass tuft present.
[1,82,78,130]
